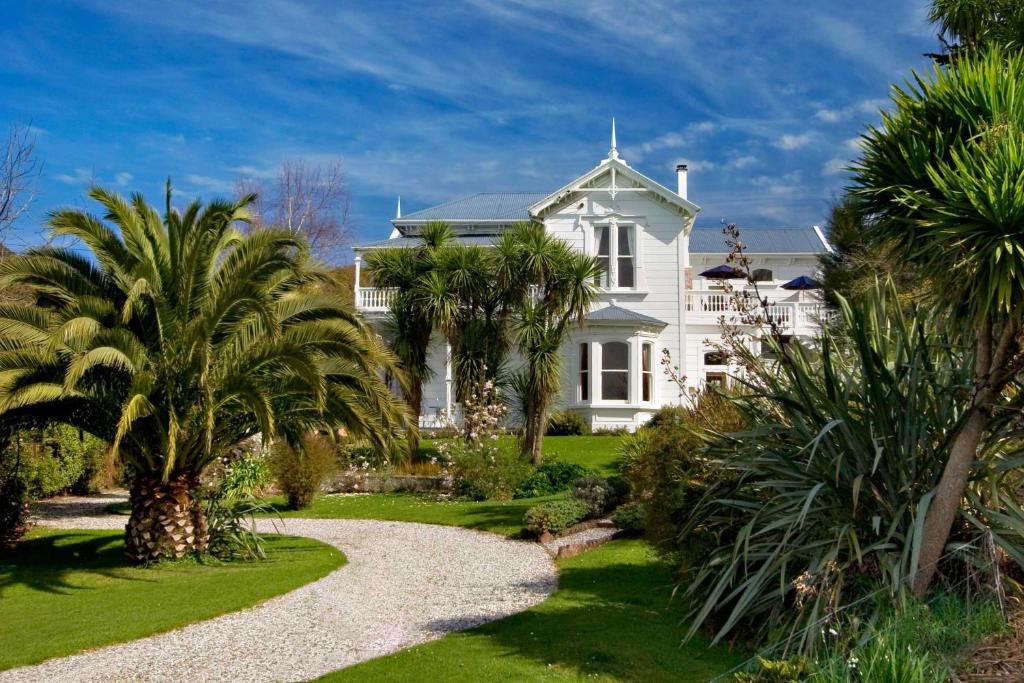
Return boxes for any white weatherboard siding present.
[354,134,828,431]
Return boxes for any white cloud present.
[54,168,93,185]
[726,155,758,170]
[844,137,864,152]
[184,174,235,194]
[814,108,843,123]
[751,171,803,196]
[115,172,134,186]
[624,122,718,163]
[774,133,814,150]
[822,158,848,176]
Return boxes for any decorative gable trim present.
[527,158,701,221]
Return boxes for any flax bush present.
[679,283,1024,651]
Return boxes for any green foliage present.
[523,498,590,537]
[0,183,409,489]
[15,426,108,498]
[545,409,589,436]
[610,501,645,532]
[731,657,815,683]
[677,284,1024,650]
[570,475,618,517]
[0,455,29,549]
[204,449,275,559]
[513,460,592,498]
[270,434,338,510]
[449,443,531,501]
[618,394,746,559]
[928,0,1024,56]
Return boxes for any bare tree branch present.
[0,123,40,247]
[237,158,352,262]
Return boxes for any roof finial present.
[609,117,619,160]
[396,195,402,219]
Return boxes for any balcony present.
[686,289,828,335]
[355,287,397,312]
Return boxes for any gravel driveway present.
[4,495,557,682]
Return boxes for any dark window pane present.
[618,225,633,255]
[642,343,652,371]
[603,342,628,370]
[642,373,651,402]
[580,343,588,371]
[617,258,634,287]
[602,371,628,400]
[596,257,610,287]
[580,372,589,401]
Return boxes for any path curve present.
[5,495,557,682]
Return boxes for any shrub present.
[618,393,745,561]
[514,461,592,498]
[204,450,275,560]
[17,426,109,498]
[0,455,29,549]
[678,285,1024,651]
[545,409,588,436]
[523,498,589,537]
[610,501,645,532]
[270,434,338,510]
[449,445,530,501]
[440,380,529,500]
[570,475,624,517]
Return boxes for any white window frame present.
[591,217,642,291]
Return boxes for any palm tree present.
[853,48,1024,595]
[494,222,600,465]
[364,221,453,456]
[0,183,410,562]
[927,0,1024,61]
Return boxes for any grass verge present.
[0,528,344,670]
[320,539,742,682]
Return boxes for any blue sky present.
[2,1,936,257]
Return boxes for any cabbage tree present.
[853,48,1024,595]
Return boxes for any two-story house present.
[353,126,830,431]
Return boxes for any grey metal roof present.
[689,227,825,254]
[398,192,547,222]
[587,304,667,327]
[352,235,500,251]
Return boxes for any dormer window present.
[593,219,638,290]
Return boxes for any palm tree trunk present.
[521,393,547,466]
[125,473,209,563]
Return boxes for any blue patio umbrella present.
[698,264,745,279]
[780,275,820,290]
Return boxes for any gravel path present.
[6,495,557,683]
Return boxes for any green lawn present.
[261,433,627,537]
[321,539,742,682]
[0,529,344,670]
[421,434,625,476]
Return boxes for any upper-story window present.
[752,268,773,282]
[593,220,637,289]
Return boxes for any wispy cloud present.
[774,133,815,151]
[54,168,94,185]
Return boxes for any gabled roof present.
[529,157,700,220]
[395,192,546,223]
[689,227,827,254]
[587,304,667,328]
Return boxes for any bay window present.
[577,338,657,405]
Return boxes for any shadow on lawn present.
[0,532,143,598]
[424,560,740,682]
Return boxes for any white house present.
[353,124,830,431]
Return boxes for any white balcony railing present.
[355,287,397,312]
[687,290,828,335]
